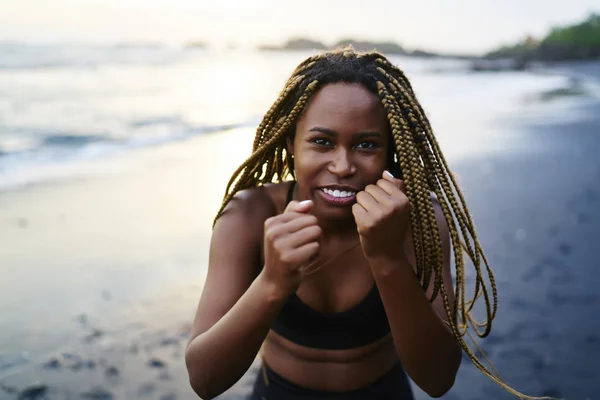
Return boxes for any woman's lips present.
[317,188,357,206]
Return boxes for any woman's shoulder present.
[216,181,292,228]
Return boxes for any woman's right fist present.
[261,200,322,297]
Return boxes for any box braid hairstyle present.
[213,47,552,400]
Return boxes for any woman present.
[185,48,537,399]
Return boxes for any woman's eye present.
[356,141,378,150]
[312,138,331,146]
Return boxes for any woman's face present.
[289,82,390,222]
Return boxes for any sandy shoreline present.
[1,94,600,399]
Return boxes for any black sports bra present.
[269,182,391,349]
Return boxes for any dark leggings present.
[249,362,415,400]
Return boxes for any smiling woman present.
[183,47,550,400]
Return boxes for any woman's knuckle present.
[272,237,284,251]
[280,253,294,265]
[265,229,274,242]
[264,216,276,229]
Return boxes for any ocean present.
[1,43,598,192]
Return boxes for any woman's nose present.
[327,149,356,177]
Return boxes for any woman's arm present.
[185,190,321,399]
[352,172,461,398]
[370,199,462,398]
[185,189,280,399]
[185,273,287,399]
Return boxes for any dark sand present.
[1,85,600,400]
[433,101,600,400]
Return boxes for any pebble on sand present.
[105,365,120,377]
[147,358,167,369]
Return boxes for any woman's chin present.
[313,195,356,223]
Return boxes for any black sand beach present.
[1,69,599,400]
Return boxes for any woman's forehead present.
[299,83,386,129]
[308,83,380,110]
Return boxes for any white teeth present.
[322,188,355,198]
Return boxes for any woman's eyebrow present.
[308,126,382,139]
[354,132,382,139]
[309,126,337,136]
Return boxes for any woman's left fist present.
[352,170,410,261]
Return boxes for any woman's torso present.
[257,181,401,392]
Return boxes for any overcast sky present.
[1,0,598,54]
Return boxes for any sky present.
[0,0,598,54]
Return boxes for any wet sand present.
[1,93,600,400]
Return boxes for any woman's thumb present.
[284,199,313,213]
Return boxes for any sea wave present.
[0,118,258,191]
[0,118,256,157]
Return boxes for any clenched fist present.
[261,199,322,298]
[352,170,410,263]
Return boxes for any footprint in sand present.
[498,348,549,372]
[81,387,114,400]
[522,255,574,284]
[540,387,562,398]
[576,212,590,223]
[138,383,156,396]
[104,365,121,385]
[585,188,598,202]
[546,291,597,307]
[508,321,552,342]
[556,242,572,256]
[522,263,544,282]
[509,296,549,315]
[547,225,560,237]
[158,371,171,381]
[83,328,106,344]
